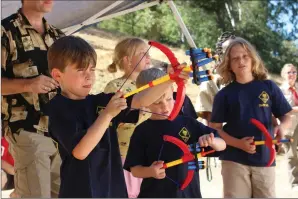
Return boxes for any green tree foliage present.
[98,0,298,74]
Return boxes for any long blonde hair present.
[216,37,268,85]
[107,37,146,73]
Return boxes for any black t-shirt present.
[48,93,139,198]
[211,80,292,166]
[124,116,217,198]
[174,92,197,119]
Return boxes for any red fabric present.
[1,137,14,166]
[289,87,298,106]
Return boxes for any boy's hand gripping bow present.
[160,135,215,190]
[250,118,293,166]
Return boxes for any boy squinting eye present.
[153,100,162,105]
[166,97,173,101]
[77,68,85,72]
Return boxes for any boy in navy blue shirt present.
[124,68,226,198]
[210,37,292,197]
[46,36,190,198]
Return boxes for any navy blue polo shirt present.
[211,80,292,166]
[124,116,217,198]
[48,93,139,198]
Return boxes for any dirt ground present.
[2,156,298,198]
[2,29,296,198]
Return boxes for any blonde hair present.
[280,63,297,80]
[217,37,268,85]
[136,67,166,88]
[107,37,146,73]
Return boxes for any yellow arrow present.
[254,138,293,145]
[163,149,215,169]
[123,67,192,98]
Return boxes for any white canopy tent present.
[1,0,160,35]
[1,0,218,92]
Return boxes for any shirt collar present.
[17,8,51,33]
[281,81,298,90]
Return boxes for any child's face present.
[129,44,151,73]
[229,44,252,80]
[147,87,174,120]
[284,65,297,85]
[55,64,96,100]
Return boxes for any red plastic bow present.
[162,135,215,190]
[250,118,275,166]
[148,41,186,121]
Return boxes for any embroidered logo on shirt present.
[178,127,190,142]
[259,91,269,107]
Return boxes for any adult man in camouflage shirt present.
[1,0,64,197]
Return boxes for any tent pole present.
[63,0,160,35]
[167,0,219,92]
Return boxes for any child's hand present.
[104,91,127,118]
[198,133,215,147]
[149,161,166,179]
[238,136,256,154]
[274,125,285,143]
[168,63,190,84]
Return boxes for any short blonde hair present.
[107,37,146,73]
[280,63,297,80]
[216,37,268,85]
[136,68,166,88]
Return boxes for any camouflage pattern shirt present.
[104,78,151,157]
[1,9,64,134]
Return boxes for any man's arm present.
[1,29,31,95]
[2,77,32,95]
[1,26,59,95]
[275,113,292,138]
[1,75,59,95]
[1,160,14,175]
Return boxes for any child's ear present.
[123,56,131,67]
[51,68,62,82]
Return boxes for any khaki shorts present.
[221,160,275,198]
[5,129,61,198]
